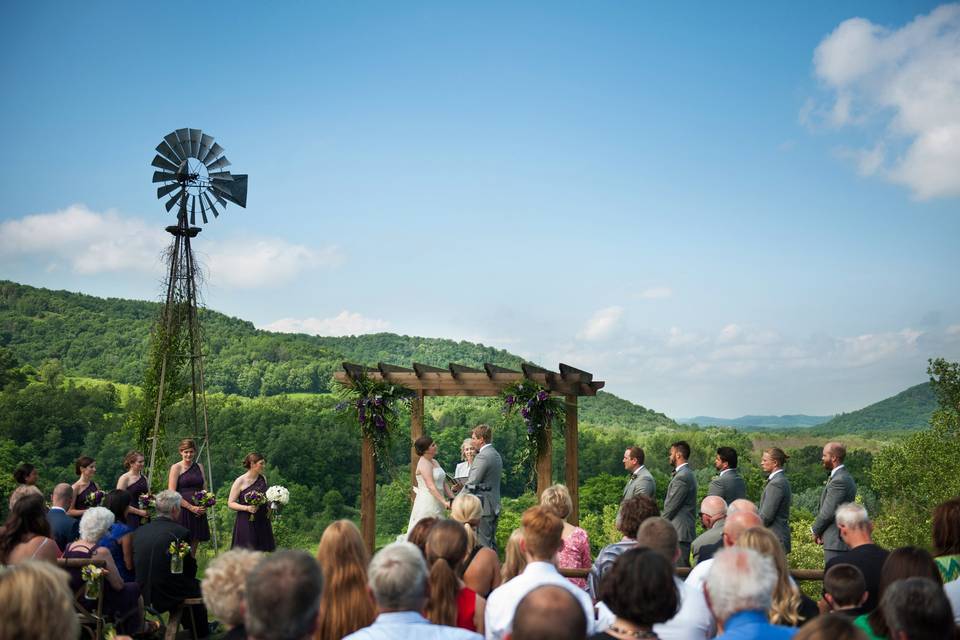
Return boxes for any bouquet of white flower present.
[266,485,289,505]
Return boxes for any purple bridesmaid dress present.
[231,475,276,552]
[123,475,149,529]
[176,464,211,542]
[74,481,100,514]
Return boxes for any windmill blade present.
[197,133,215,163]
[152,170,176,184]
[151,154,179,173]
[220,174,248,207]
[206,156,232,172]
[171,129,191,160]
[206,142,224,163]
[199,194,209,224]
[189,129,202,158]
[164,132,187,161]
[210,171,233,182]
[164,188,183,212]
[203,192,220,218]
[157,183,180,199]
[156,141,181,165]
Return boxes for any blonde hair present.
[501,528,527,583]
[451,494,482,550]
[737,527,802,625]
[315,520,376,640]
[0,561,79,640]
[539,484,573,521]
[201,549,263,627]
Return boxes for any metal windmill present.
[146,128,248,551]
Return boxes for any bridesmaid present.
[68,456,98,518]
[228,452,276,552]
[116,450,149,529]
[167,438,210,556]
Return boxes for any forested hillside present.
[812,382,936,434]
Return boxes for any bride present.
[404,436,455,538]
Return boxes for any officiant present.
[453,438,477,491]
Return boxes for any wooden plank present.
[522,363,556,377]
[378,362,415,375]
[333,371,604,397]
[449,363,485,377]
[564,395,579,525]
[536,422,552,499]
[559,363,593,383]
[361,435,376,554]
[484,363,521,377]
[410,392,424,493]
[413,362,447,377]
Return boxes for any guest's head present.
[793,615,868,640]
[425,519,469,627]
[836,503,873,545]
[316,520,376,640]
[74,455,95,477]
[0,493,50,563]
[78,507,114,543]
[880,577,954,640]
[0,561,79,640]
[539,484,573,522]
[823,564,867,611]
[154,490,182,519]
[822,442,846,471]
[722,510,763,547]
[451,494,483,550]
[367,541,428,612]
[635,517,679,566]
[102,490,131,526]
[51,483,73,509]
[932,496,960,557]
[616,494,659,539]
[502,528,527,582]
[407,516,438,557]
[700,495,727,530]
[866,546,943,638]
[414,436,434,457]
[520,506,563,562]
[7,484,42,510]
[623,446,644,472]
[704,547,777,624]
[13,463,37,485]
[245,550,323,640]
[737,527,801,625]
[715,447,738,471]
[201,549,263,630]
[122,450,144,472]
[727,499,758,516]
[511,585,587,640]
[599,547,679,630]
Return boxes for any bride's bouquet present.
[266,485,289,521]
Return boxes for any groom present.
[466,423,503,552]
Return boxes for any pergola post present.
[536,423,552,498]
[410,392,424,490]
[360,435,376,553]
[565,394,579,524]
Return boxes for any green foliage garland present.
[500,380,566,479]
[335,374,415,468]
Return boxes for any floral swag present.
[500,379,566,478]
[336,373,416,468]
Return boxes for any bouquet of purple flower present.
[84,490,105,508]
[246,491,267,521]
[499,380,567,478]
[191,490,216,509]
[138,494,155,525]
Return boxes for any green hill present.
[813,382,936,434]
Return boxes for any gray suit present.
[707,468,746,504]
[691,517,725,564]
[466,443,502,552]
[622,466,656,503]
[812,466,857,562]
[759,470,792,553]
[662,464,697,567]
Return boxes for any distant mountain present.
[678,415,833,429]
[812,382,936,434]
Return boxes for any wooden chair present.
[58,557,108,640]
[163,596,203,640]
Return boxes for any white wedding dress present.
[403,464,447,539]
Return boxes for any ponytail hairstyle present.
[75,456,95,476]
[13,463,35,484]
[414,436,433,456]
[450,494,482,551]
[122,451,143,470]
[424,519,468,627]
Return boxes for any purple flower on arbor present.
[358,407,366,423]
[521,407,530,419]
[373,395,383,406]
[527,425,534,434]
[374,415,386,430]
[505,395,515,406]
[537,391,548,402]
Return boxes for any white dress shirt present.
[344,611,482,640]
[596,575,715,640]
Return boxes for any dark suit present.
[812,466,858,563]
[662,464,697,567]
[759,470,792,553]
[707,468,746,504]
[46,507,79,551]
[466,443,503,551]
[132,516,208,637]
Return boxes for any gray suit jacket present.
[758,471,792,553]
[466,444,502,516]
[691,518,725,564]
[662,465,697,543]
[622,466,656,503]
[812,466,857,551]
[707,468,746,504]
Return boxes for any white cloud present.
[808,4,960,199]
[204,239,343,289]
[947,324,960,335]
[579,306,623,341]
[262,311,390,336]
[718,324,742,344]
[639,286,672,299]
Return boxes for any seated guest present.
[0,493,59,564]
[100,490,135,581]
[514,585,587,640]
[451,494,501,597]
[132,490,209,638]
[63,507,146,636]
[343,541,481,639]
[426,519,486,633]
[0,560,79,640]
[854,547,943,640]
[932,496,960,584]
[825,503,888,612]
[201,548,262,640]
[245,550,323,640]
[501,528,527,583]
[685,510,764,591]
[880,577,955,640]
[590,547,679,640]
[46,483,79,551]
[486,507,595,640]
[587,494,659,599]
[692,495,727,565]
[822,564,869,619]
[408,516,439,558]
[704,547,798,639]
[738,527,818,626]
[540,484,592,589]
[793,615,867,640]
[316,520,377,640]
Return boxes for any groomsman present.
[662,441,697,567]
[621,446,656,505]
[758,447,792,553]
[466,424,503,552]
[812,441,857,563]
[707,447,746,504]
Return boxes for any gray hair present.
[201,549,263,628]
[79,507,114,542]
[881,577,954,639]
[245,550,323,640]
[705,547,777,623]
[154,490,181,517]
[368,542,428,611]
[727,499,757,516]
[835,502,870,530]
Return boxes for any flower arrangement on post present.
[81,564,105,601]
[500,380,566,476]
[168,540,190,574]
[335,373,416,468]
[266,485,290,521]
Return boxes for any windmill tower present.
[146,128,248,551]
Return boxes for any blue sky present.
[2,2,958,418]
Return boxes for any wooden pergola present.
[334,361,605,552]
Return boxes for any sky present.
[1,2,959,419]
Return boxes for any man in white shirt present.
[485,506,595,640]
